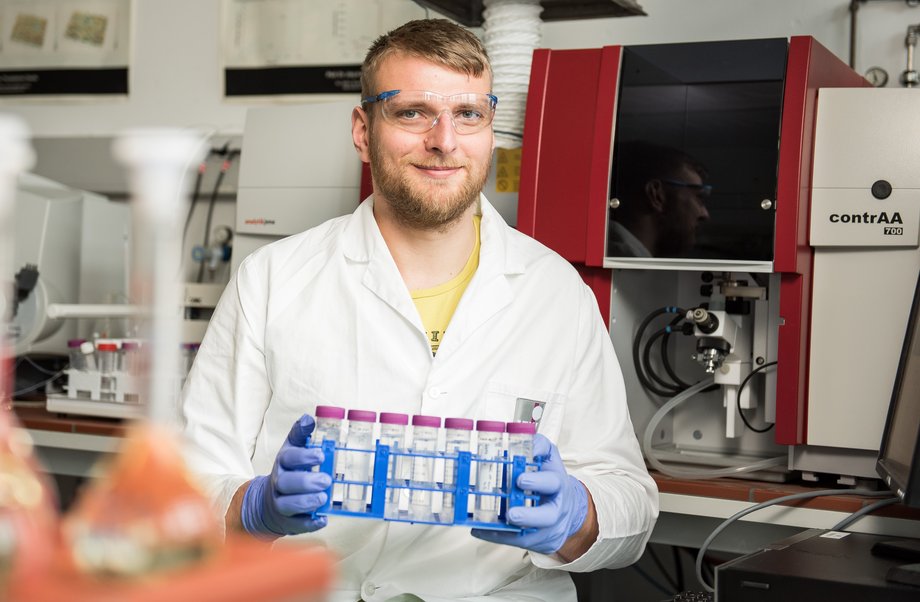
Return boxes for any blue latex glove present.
[241,414,331,539]
[472,434,589,555]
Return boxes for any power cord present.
[633,306,689,398]
[181,160,206,251]
[736,361,777,433]
[196,147,240,283]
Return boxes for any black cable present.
[196,150,237,283]
[633,306,687,397]
[182,161,206,252]
[832,496,901,531]
[643,327,683,392]
[647,544,681,593]
[661,324,693,391]
[736,361,778,433]
[673,545,685,592]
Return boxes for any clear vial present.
[343,409,376,512]
[474,420,505,523]
[120,341,141,374]
[313,405,346,446]
[314,405,346,503]
[80,341,97,371]
[96,341,119,401]
[378,412,409,518]
[67,339,88,371]
[409,414,441,521]
[180,342,200,375]
[441,417,473,520]
[506,421,537,507]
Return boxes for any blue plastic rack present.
[308,439,542,531]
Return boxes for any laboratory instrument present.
[234,101,363,274]
[516,35,920,484]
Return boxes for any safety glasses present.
[361,90,498,134]
[661,179,713,198]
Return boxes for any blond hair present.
[361,19,492,98]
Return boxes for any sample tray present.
[309,440,541,532]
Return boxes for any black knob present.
[871,180,892,199]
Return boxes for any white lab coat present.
[180,195,658,602]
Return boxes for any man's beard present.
[369,135,490,231]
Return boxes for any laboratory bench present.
[13,405,920,551]
[652,471,920,553]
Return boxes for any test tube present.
[506,422,537,507]
[378,412,409,518]
[409,414,441,521]
[343,409,376,513]
[474,420,505,523]
[67,339,88,371]
[80,341,97,371]
[313,405,346,445]
[120,341,140,375]
[313,405,346,502]
[180,342,199,375]
[96,341,118,401]
[441,417,473,520]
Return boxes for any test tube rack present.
[308,439,542,532]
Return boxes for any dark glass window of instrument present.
[608,39,787,262]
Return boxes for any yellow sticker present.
[495,147,522,193]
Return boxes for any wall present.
[3,0,918,140]
[7,0,920,286]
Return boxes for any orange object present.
[0,405,59,596]
[62,421,223,577]
[10,536,335,602]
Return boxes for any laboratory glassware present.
[474,420,505,523]
[409,415,441,521]
[67,339,88,371]
[506,421,537,506]
[96,341,118,401]
[442,417,473,519]
[343,409,376,512]
[378,412,409,518]
[313,405,346,502]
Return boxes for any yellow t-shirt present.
[411,215,481,355]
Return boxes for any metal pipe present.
[45,303,143,319]
[850,0,861,69]
[902,24,920,87]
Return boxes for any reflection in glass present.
[608,39,788,262]
[608,141,711,258]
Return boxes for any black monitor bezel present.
[876,271,920,508]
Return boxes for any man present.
[608,140,711,258]
[180,19,657,601]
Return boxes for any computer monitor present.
[876,271,920,508]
